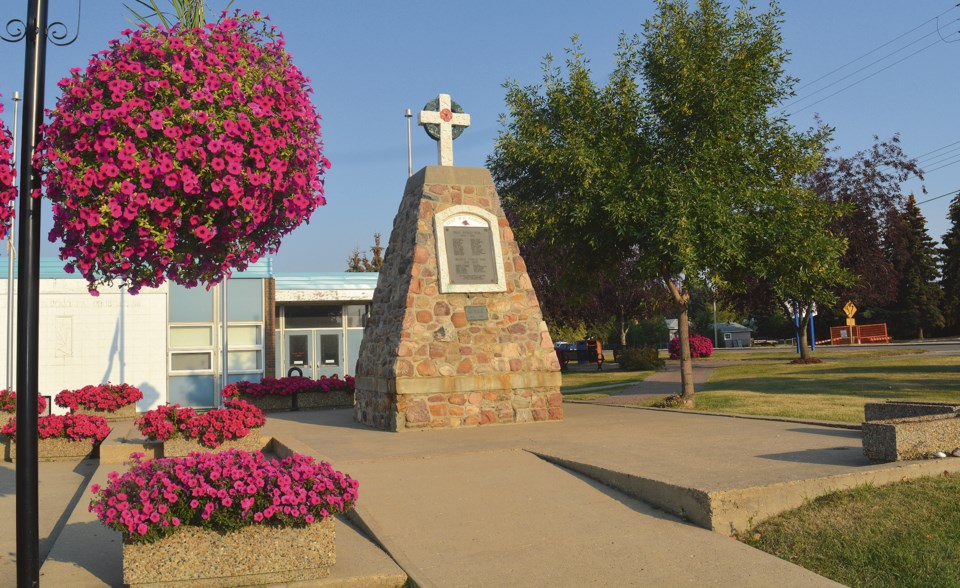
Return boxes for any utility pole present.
[405,109,413,177]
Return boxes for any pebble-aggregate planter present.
[73,403,138,422]
[2,436,95,462]
[122,517,335,587]
[235,394,293,413]
[296,390,354,410]
[862,413,960,462]
[162,427,265,458]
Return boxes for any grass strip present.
[698,354,960,423]
[739,473,960,588]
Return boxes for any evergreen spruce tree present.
[941,193,960,333]
[883,194,944,339]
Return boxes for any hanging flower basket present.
[40,12,328,295]
[0,97,15,239]
[0,99,17,239]
[90,450,358,586]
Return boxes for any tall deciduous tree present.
[941,193,960,332]
[883,195,943,339]
[491,0,835,406]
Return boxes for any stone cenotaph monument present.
[353,94,562,431]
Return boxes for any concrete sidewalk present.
[16,403,960,586]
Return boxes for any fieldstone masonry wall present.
[354,166,562,431]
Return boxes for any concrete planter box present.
[864,401,960,422]
[2,435,95,462]
[123,517,335,587]
[162,427,265,457]
[296,390,354,410]
[73,402,138,422]
[237,393,294,413]
[862,414,960,462]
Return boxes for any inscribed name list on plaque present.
[435,205,506,293]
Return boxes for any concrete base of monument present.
[354,372,563,431]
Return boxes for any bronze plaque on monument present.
[443,226,498,285]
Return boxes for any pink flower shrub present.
[136,399,265,448]
[222,374,355,400]
[182,399,265,448]
[136,404,196,442]
[40,12,328,295]
[0,98,15,239]
[89,449,358,544]
[668,333,714,360]
[55,382,143,411]
[0,389,48,415]
[1,413,110,443]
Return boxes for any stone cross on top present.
[418,93,470,166]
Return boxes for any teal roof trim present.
[0,257,377,292]
[0,257,274,280]
[274,273,379,291]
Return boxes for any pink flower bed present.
[1,413,110,442]
[0,389,48,415]
[55,383,143,412]
[668,333,714,360]
[89,449,359,544]
[40,12,328,294]
[136,399,265,448]
[222,375,355,400]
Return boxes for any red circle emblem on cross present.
[440,108,453,122]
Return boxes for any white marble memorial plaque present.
[444,226,497,285]
[434,206,507,294]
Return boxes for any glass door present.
[315,330,342,379]
[285,331,313,378]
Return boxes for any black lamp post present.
[1,1,80,585]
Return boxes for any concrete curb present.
[533,449,960,535]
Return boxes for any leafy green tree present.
[743,191,850,359]
[941,193,960,333]
[491,0,835,406]
[882,195,944,339]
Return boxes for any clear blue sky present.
[0,1,956,273]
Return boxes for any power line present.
[916,187,959,205]
[921,154,960,174]
[787,35,953,116]
[913,138,960,161]
[784,27,943,110]
[793,3,960,93]
[783,4,960,114]
[916,145,960,168]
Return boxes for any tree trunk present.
[798,312,813,361]
[619,308,628,348]
[666,280,695,407]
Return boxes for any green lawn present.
[560,369,653,401]
[740,474,960,587]
[695,354,960,422]
[706,348,925,361]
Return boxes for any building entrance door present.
[283,330,343,379]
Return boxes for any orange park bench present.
[829,324,891,345]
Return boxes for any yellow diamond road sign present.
[843,300,857,318]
